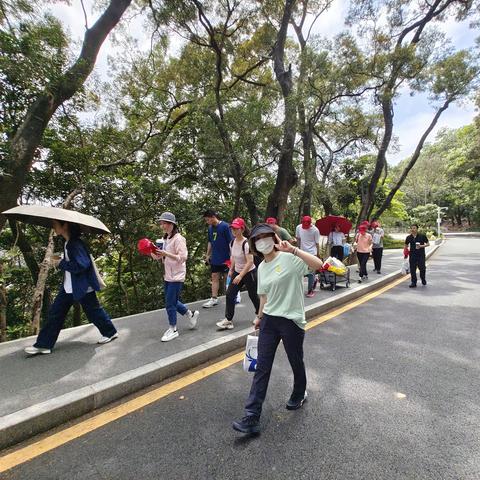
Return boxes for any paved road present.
[3,238,480,479]
[0,249,408,418]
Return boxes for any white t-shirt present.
[231,239,255,274]
[295,224,320,255]
[328,231,345,246]
[63,242,72,294]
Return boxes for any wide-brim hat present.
[250,223,275,239]
[158,212,177,225]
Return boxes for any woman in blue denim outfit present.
[24,220,118,355]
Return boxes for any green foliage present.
[1,0,478,342]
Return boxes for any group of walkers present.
[22,210,430,435]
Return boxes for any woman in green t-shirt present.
[233,223,323,435]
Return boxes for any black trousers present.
[245,314,306,418]
[225,270,259,321]
[372,247,383,272]
[331,245,344,261]
[409,255,426,285]
[357,252,369,278]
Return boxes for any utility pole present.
[437,206,448,238]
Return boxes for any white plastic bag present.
[90,255,106,289]
[401,258,410,275]
[243,333,258,373]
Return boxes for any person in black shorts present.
[202,210,233,307]
[405,224,430,288]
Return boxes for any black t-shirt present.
[405,233,429,257]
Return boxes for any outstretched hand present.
[275,240,295,253]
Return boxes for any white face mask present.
[255,237,275,254]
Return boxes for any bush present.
[383,234,405,249]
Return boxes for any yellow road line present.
[0,273,409,473]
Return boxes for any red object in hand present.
[137,238,157,256]
[403,246,409,258]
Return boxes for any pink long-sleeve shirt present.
[163,233,188,282]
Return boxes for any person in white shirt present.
[369,220,385,274]
[216,217,260,330]
[295,215,320,297]
[328,224,346,261]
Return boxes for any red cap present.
[265,217,277,225]
[230,217,245,229]
[301,215,312,229]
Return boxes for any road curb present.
[0,243,442,451]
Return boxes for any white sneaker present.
[188,310,200,329]
[161,327,179,342]
[216,318,234,330]
[24,346,51,355]
[97,332,119,344]
[202,298,219,308]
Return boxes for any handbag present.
[90,254,106,290]
[243,332,258,373]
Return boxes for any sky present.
[49,0,478,165]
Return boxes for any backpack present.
[230,239,262,268]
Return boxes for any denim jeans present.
[164,281,188,327]
[245,313,306,418]
[225,270,259,321]
[305,272,315,292]
[35,288,117,349]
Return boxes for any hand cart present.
[318,268,350,291]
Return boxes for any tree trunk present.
[30,230,55,335]
[8,219,40,283]
[265,0,298,223]
[358,97,393,223]
[0,262,7,342]
[0,0,132,234]
[206,110,259,224]
[373,99,451,219]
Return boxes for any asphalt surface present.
[0,249,407,417]
[2,237,480,479]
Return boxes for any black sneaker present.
[409,283,417,288]
[421,280,427,285]
[377,270,381,274]
[232,415,260,434]
[286,391,308,410]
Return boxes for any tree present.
[351,0,477,222]
[0,0,132,233]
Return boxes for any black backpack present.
[230,239,262,268]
